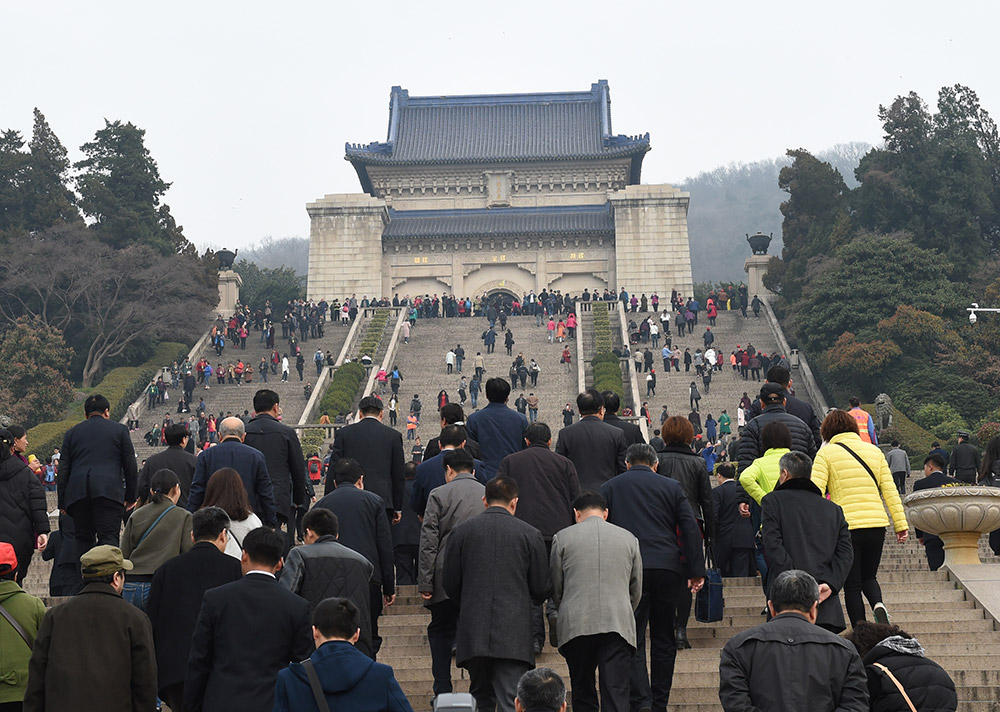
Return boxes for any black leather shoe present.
[547,614,558,649]
[675,626,692,650]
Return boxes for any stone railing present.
[615,305,649,442]
[298,313,370,425]
[759,299,829,413]
[364,307,409,397]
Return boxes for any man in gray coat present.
[719,569,868,711]
[443,477,550,712]
[418,448,487,697]
[550,491,642,712]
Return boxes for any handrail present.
[616,307,649,442]
[298,313,369,425]
[364,307,408,397]
[759,299,829,413]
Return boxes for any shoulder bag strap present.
[871,662,918,712]
[836,442,880,486]
[0,598,33,649]
[302,659,331,712]
[136,505,177,548]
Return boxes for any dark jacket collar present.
[762,404,788,414]
[79,582,122,597]
[661,443,699,458]
[527,442,550,451]
[774,477,822,496]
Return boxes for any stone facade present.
[307,82,693,302]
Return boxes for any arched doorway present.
[485,288,519,312]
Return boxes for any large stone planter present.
[904,486,1000,567]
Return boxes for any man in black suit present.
[443,477,550,712]
[146,507,243,710]
[601,443,706,712]
[744,366,822,449]
[761,451,854,634]
[555,389,627,491]
[58,394,138,584]
[244,389,309,552]
[601,391,646,446]
[913,453,959,571]
[329,395,405,522]
[187,417,278,527]
[313,458,395,657]
[496,422,580,652]
[711,463,756,578]
[138,423,196,508]
[422,403,483,460]
[184,527,312,712]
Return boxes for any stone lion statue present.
[874,393,893,434]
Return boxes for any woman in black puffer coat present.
[847,621,957,712]
[0,429,50,583]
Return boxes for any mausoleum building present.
[306,80,693,302]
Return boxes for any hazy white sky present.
[5,1,996,252]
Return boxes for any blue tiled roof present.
[382,205,614,241]
[346,81,650,191]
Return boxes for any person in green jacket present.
[0,543,46,707]
[718,410,732,438]
[738,422,792,505]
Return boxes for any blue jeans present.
[123,581,151,612]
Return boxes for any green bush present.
[589,304,624,399]
[914,403,968,441]
[318,362,366,417]
[299,428,326,457]
[26,341,189,460]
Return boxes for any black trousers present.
[69,496,124,589]
[369,581,384,657]
[631,569,683,712]
[427,599,460,695]
[465,656,531,712]
[715,541,754,578]
[562,632,631,712]
[394,544,418,586]
[845,527,885,625]
[892,471,907,496]
[924,539,945,571]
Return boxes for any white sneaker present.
[873,602,891,624]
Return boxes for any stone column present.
[744,254,775,299]
[306,193,387,300]
[609,185,692,297]
[217,270,243,315]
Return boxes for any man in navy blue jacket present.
[187,417,277,527]
[410,425,486,516]
[465,378,527,480]
[273,597,413,712]
[601,443,706,712]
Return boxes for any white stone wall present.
[306,194,387,301]
[609,184,693,298]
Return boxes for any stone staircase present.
[382,315,580,444]
[649,309,797,432]
[128,322,351,463]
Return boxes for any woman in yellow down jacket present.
[811,409,908,627]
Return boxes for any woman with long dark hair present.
[0,429,49,583]
[977,436,1000,555]
[202,467,261,559]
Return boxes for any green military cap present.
[80,545,133,578]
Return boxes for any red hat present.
[0,543,17,574]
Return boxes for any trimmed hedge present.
[589,304,624,399]
[299,428,326,458]
[318,362,366,418]
[26,341,189,460]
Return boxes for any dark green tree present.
[0,130,30,235]
[0,317,75,427]
[233,259,304,310]
[25,109,79,230]
[75,120,188,255]
[768,149,850,300]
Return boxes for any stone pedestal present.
[743,254,775,300]
[904,486,1000,567]
[610,185,693,298]
[306,193,387,301]
[217,270,242,315]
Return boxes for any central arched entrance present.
[485,288,519,311]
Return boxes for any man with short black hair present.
[444,477,550,712]
[744,366,822,448]
[184,528,312,712]
[719,570,868,711]
[313,459,395,657]
[847,397,877,445]
[58,394,139,585]
[466,378,528,480]
[138,423,196,508]
[885,440,910,496]
[423,403,482,460]
[712,463,755,577]
[280,507,376,656]
[601,391,645,446]
[949,430,980,484]
[25,545,157,712]
[913,454,959,571]
[515,668,567,712]
[418,447,487,698]
[411,425,486,516]
[550,492,641,712]
[329,395,406,522]
[738,384,816,474]
[245,389,309,553]
[498,422,580,652]
[188,417,278,526]
[147,507,243,710]
[273,598,414,712]
[555,390,628,491]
